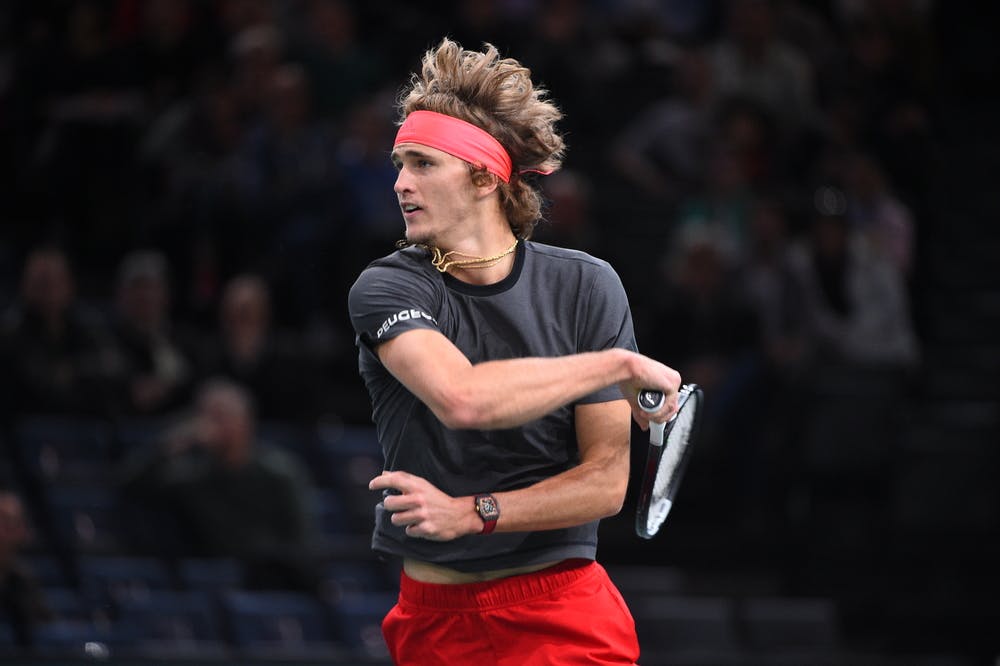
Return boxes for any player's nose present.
[394,167,413,194]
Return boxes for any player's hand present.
[369,471,479,541]
[619,355,681,430]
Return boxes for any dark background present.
[1,0,998,664]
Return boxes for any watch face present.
[477,495,499,520]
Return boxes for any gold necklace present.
[426,240,518,273]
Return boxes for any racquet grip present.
[638,389,664,413]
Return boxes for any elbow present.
[602,487,627,518]
[432,388,487,430]
[593,476,628,519]
[600,466,630,518]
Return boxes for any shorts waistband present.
[398,559,599,611]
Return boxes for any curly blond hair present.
[398,38,565,239]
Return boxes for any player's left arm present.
[369,398,632,540]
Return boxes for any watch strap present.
[474,493,499,535]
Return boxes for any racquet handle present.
[639,389,666,445]
[638,389,664,413]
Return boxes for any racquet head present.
[635,383,703,539]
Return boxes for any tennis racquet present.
[634,383,703,539]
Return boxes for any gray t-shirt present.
[348,240,638,571]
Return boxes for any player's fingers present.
[369,470,416,492]
[389,509,422,526]
[630,406,652,431]
[382,493,420,513]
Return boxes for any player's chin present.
[403,222,432,246]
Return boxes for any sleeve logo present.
[376,308,437,338]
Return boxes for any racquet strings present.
[647,392,698,530]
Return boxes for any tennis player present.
[348,38,681,665]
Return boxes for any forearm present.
[430,348,636,430]
[371,400,634,541]
[397,444,630,539]
[492,454,629,533]
[378,328,681,432]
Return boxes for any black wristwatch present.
[474,493,500,535]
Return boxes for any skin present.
[371,142,681,583]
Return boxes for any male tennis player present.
[348,38,681,665]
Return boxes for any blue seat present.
[221,590,336,649]
[329,592,395,657]
[40,587,93,623]
[78,556,173,606]
[317,425,381,456]
[175,558,244,593]
[30,620,124,656]
[46,485,122,553]
[114,417,171,454]
[116,589,223,643]
[14,416,113,484]
[24,555,73,588]
[315,426,383,527]
[320,561,391,602]
[315,489,351,538]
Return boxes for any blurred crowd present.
[0,0,949,657]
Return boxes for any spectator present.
[611,46,715,208]
[650,224,761,391]
[788,210,919,367]
[207,275,321,422]
[673,140,755,266]
[0,247,121,419]
[739,197,808,376]
[843,152,916,277]
[0,490,52,648]
[118,378,321,591]
[110,250,203,417]
[709,0,817,133]
[285,0,386,121]
[238,63,348,326]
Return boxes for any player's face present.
[391,144,479,246]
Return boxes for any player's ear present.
[470,166,500,197]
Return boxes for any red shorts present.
[382,559,640,666]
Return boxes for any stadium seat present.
[78,556,173,606]
[40,587,93,624]
[46,485,122,554]
[24,555,73,588]
[327,592,394,659]
[220,589,338,655]
[632,595,739,651]
[30,620,125,657]
[740,597,839,649]
[320,560,392,602]
[116,589,223,643]
[315,488,351,538]
[175,558,244,592]
[315,426,383,528]
[14,416,113,484]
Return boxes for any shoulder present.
[349,247,439,298]
[354,246,433,279]
[525,241,618,275]
[526,242,624,291]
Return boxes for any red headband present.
[394,110,514,182]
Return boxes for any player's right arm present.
[375,328,679,430]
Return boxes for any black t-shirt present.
[348,240,637,572]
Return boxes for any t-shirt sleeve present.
[577,261,638,404]
[348,263,442,351]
